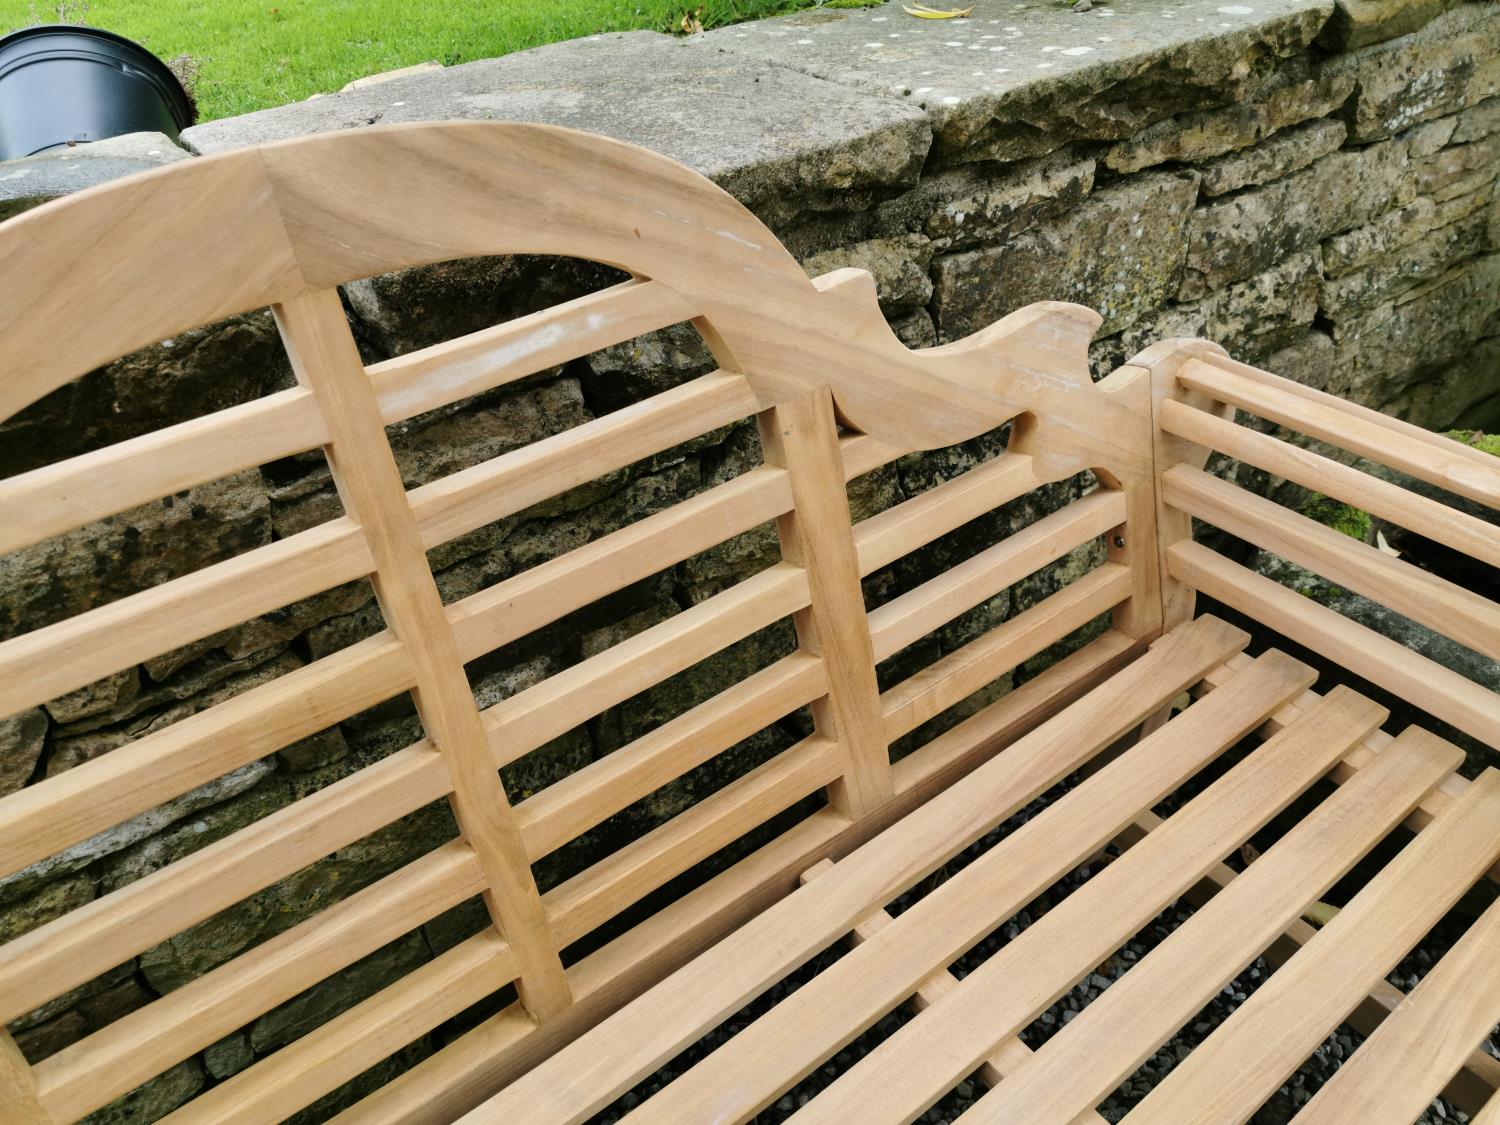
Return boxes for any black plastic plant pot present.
[0,24,195,161]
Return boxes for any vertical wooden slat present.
[759,387,893,819]
[274,289,570,1019]
[0,1032,46,1123]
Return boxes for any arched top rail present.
[0,120,1143,464]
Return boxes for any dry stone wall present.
[0,0,1497,1118]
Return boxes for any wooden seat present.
[473,616,1500,1123]
[0,121,1495,1123]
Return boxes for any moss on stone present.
[1299,493,1374,540]
[1447,429,1500,456]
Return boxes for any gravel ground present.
[592,774,1497,1124]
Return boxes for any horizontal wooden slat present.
[1169,541,1500,748]
[474,617,1247,1124]
[960,727,1460,1124]
[35,840,485,1122]
[1127,768,1500,1124]
[1296,888,1500,1125]
[516,653,827,859]
[797,859,1109,1124]
[868,489,1126,661]
[483,562,809,767]
[0,517,374,721]
[370,280,698,424]
[448,465,792,663]
[409,371,763,550]
[1159,398,1500,569]
[1178,357,1500,510]
[1165,464,1500,661]
[629,651,1319,1125]
[332,631,1142,1125]
[0,388,328,557]
[852,451,1042,576]
[0,742,450,1026]
[0,632,412,882]
[794,685,1386,1125]
[544,734,843,947]
[881,563,1132,742]
[163,930,519,1125]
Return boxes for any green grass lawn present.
[1,0,847,121]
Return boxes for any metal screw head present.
[1111,534,1126,549]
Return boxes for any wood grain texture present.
[761,388,892,819]
[276,289,571,1019]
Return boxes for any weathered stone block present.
[1451,96,1500,144]
[916,154,1096,252]
[83,1058,204,1124]
[933,171,1199,340]
[204,1032,255,1079]
[1328,253,1500,420]
[1329,5,1500,141]
[248,932,428,1053]
[1104,75,1352,175]
[1204,252,1322,355]
[1320,207,1490,316]
[1181,138,1412,297]
[0,708,46,796]
[800,235,934,311]
[0,873,92,945]
[1318,0,1462,51]
[1198,118,1347,197]
[1321,197,1436,276]
[0,471,270,644]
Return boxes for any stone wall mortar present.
[1,0,1498,1119]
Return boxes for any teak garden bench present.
[0,121,1497,1125]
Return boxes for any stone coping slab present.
[0,132,190,221]
[181,31,931,222]
[700,0,1334,164]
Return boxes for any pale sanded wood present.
[1295,891,1500,1124]
[0,1032,45,1123]
[0,387,327,557]
[473,617,1247,1123]
[1159,397,1500,570]
[1178,356,1500,510]
[851,451,1042,577]
[33,842,485,1121]
[543,735,844,947]
[882,563,1132,742]
[959,727,1461,1124]
[0,741,449,1027]
[868,490,1126,662]
[0,517,373,720]
[1120,810,1500,1116]
[482,563,810,767]
[760,387,892,819]
[1127,769,1500,1124]
[791,685,1386,1125]
[620,651,1315,1125]
[1170,542,1500,748]
[369,279,697,423]
[516,654,827,859]
[799,859,1109,1124]
[447,465,793,663]
[160,931,518,1125]
[1475,1089,1500,1125]
[0,632,411,881]
[275,289,570,1018]
[1165,464,1500,661]
[327,632,1142,1125]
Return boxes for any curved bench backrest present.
[0,121,1161,1123]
